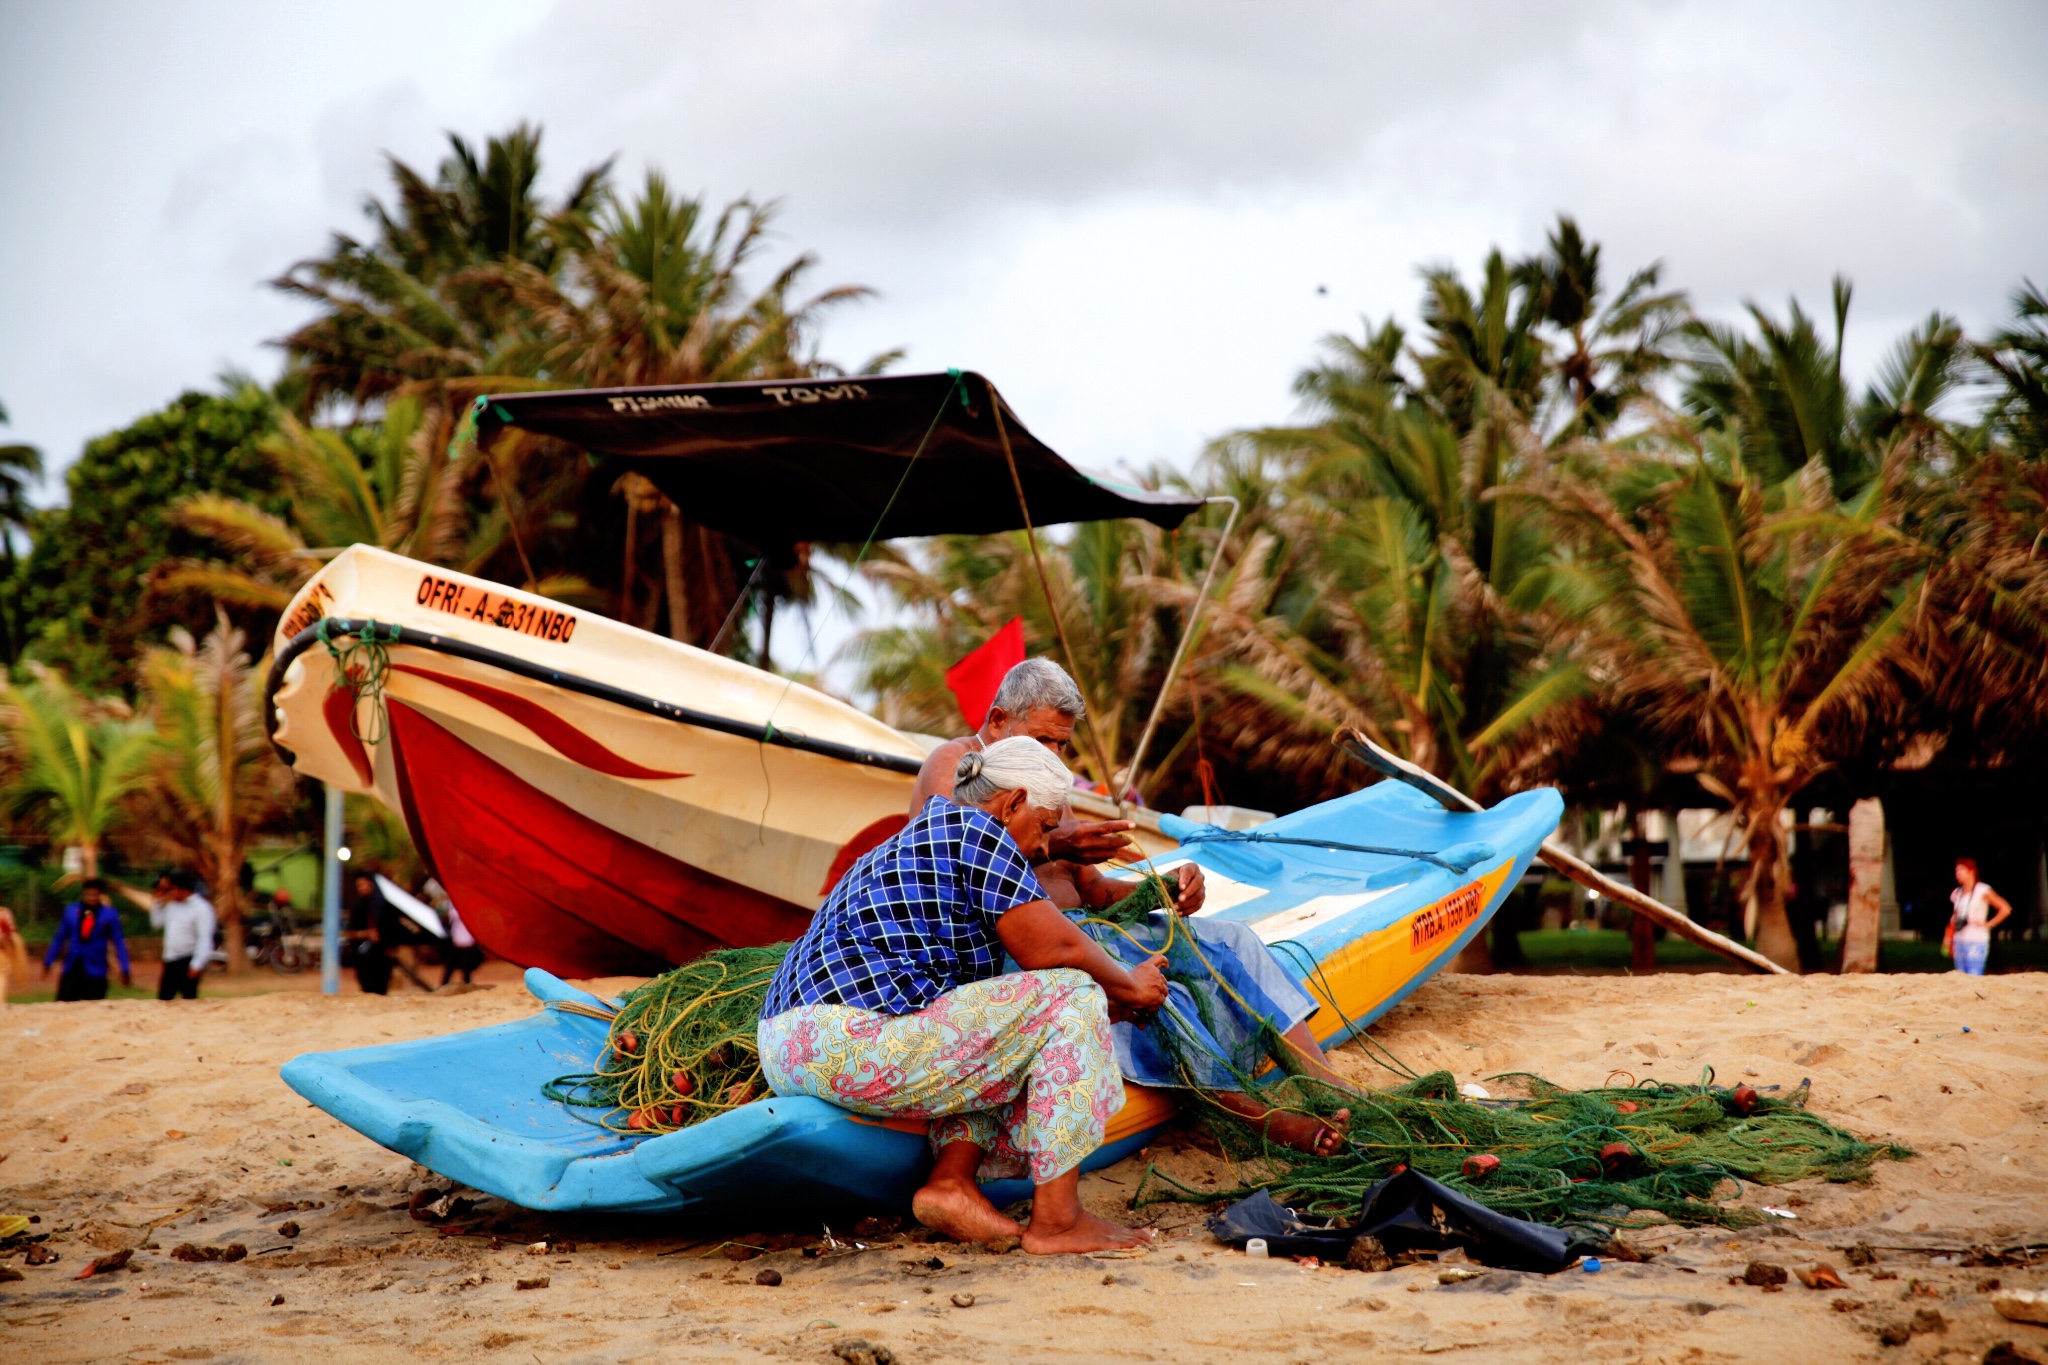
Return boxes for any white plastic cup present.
[1245,1238,1269,1259]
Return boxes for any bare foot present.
[1021,1206,1154,1256]
[911,1176,1023,1244]
[1261,1106,1350,1156]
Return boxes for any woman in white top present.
[1945,857,2012,976]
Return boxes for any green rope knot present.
[318,618,402,746]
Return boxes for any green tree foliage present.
[0,399,46,663]
[11,385,280,691]
[0,664,158,878]
[132,616,295,970]
[272,122,612,412]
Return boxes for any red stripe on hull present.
[386,701,814,978]
[392,663,691,781]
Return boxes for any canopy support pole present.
[321,782,344,995]
[1333,729,1789,976]
[1127,495,1241,808]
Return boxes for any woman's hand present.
[1105,953,1168,1012]
[998,900,1167,1011]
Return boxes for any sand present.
[4,970,2047,1364]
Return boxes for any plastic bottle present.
[1245,1238,1269,1259]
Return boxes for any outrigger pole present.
[1124,495,1241,809]
[1333,729,1790,976]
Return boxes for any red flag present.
[944,618,1027,731]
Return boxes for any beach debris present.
[1985,1344,2040,1365]
[1993,1289,2048,1325]
[755,1268,783,1286]
[1832,1298,1861,1312]
[1761,1206,1798,1219]
[1613,1100,1640,1114]
[525,1241,549,1256]
[1742,1261,1789,1287]
[1344,1236,1393,1273]
[1981,1277,2005,1292]
[1458,1082,1490,1100]
[515,1276,549,1291]
[271,1294,285,1306]
[979,1236,1020,1255]
[951,1292,975,1308]
[24,1243,58,1265]
[1797,1263,1848,1290]
[75,1249,133,1279]
[1582,1258,1602,1274]
[1845,1242,1879,1266]
[722,1244,761,1262]
[1244,1238,1270,1260]
[1876,1321,1913,1347]
[170,1243,247,1263]
[0,1266,22,1283]
[0,1215,29,1240]
[1911,1308,1948,1335]
[1439,1266,1485,1284]
[276,1221,300,1239]
[1460,1154,1499,1180]
[832,1340,899,1365]
[1729,1085,1760,1116]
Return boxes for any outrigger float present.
[272,372,1565,1216]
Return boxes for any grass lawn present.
[1512,928,2048,973]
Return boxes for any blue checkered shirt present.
[762,797,1047,1017]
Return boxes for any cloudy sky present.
[2,0,2044,493]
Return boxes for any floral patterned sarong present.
[758,967,1122,1183]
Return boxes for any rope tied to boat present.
[316,618,401,745]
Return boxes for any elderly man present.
[912,658,1351,1154]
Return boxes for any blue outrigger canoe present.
[281,779,1562,1218]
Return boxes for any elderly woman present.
[759,736,1168,1253]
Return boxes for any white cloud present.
[0,0,2042,494]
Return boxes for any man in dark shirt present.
[348,871,406,994]
[41,879,132,1001]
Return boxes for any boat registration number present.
[416,574,579,643]
[1409,880,1485,954]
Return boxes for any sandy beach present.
[5,970,2046,1364]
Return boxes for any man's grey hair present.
[955,736,1074,812]
[990,657,1085,721]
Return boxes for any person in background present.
[349,870,402,994]
[156,869,216,1000]
[1944,857,2012,977]
[432,880,483,986]
[40,879,133,1001]
[0,903,29,1007]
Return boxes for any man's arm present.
[190,900,217,975]
[42,907,72,974]
[995,900,1167,1015]
[910,738,974,813]
[1072,863,1206,913]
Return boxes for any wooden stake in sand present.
[1333,729,1789,977]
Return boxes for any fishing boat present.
[265,373,1198,977]
[280,778,1564,1216]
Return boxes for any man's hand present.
[40,962,51,981]
[1046,819,1139,865]
[1106,953,1169,1013]
[120,971,133,988]
[1172,864,1207,915]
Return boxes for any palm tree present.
[1183,240,1616,804]
[133,617,293,972]
[0,664,158,879]
[155,394,531,617]
[476,171,890,643]
[1521,216,1690,439]
[0,399,44,663]
[1978,279,2048,463]
[272,123,612,414]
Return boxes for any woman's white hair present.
[954,735,1073,812]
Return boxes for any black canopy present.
[474,371,1202,549]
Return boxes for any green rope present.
[317,618,401,745]
[544,944,791,1135]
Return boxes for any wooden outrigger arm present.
[1333,729,1790,976]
